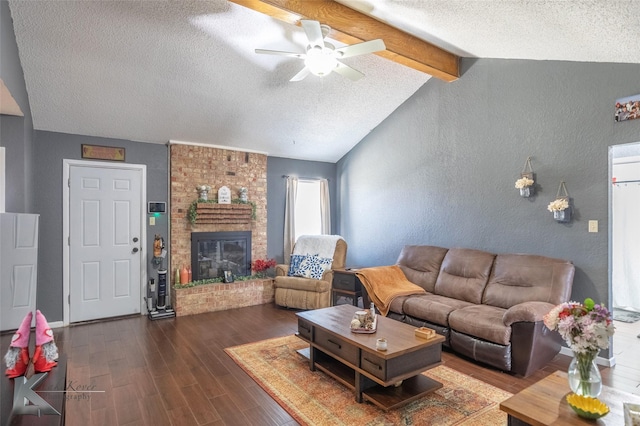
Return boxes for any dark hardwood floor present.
[2,304,639,425]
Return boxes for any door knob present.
[132,247,139,253]
[133,237,139,242]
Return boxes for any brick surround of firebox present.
[170,144,268,295]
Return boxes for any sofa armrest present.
[503,301,555,326]
[275,264,288,277]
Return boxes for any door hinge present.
[68,295,70,304]
[68,178,70,187]
[68,236,70,246]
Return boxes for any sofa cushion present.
[482,254,575,309]
[450,330,511,372]
[387,295,410,315]
[448,305,511,345]
[397,245,449,293]
[433,248,496,304]
[403,294,474,327]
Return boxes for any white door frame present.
[62,159,147,326]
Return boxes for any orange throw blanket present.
[356,265,426,316]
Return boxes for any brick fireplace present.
[170,143,268,290]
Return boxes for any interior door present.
[0,213,39,331]
[69,165,143,322]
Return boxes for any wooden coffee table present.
[500,370,640,425]
[296,304,445,411]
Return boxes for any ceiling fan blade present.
[290,67,311,82]
[333,61,364,81]
[301,20,325,48]
[255,49,305,59]
[335,39,386,59]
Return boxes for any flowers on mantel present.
[252,258,277,278]
[196,184,211,200]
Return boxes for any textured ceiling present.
[8,1,640,162]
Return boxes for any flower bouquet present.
[543,298,615,396]
[251,258,276,278]
[196,184,211,201]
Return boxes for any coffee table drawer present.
[360,345,442,382]
[315,328,359,365]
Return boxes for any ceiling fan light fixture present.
[256,20,385,81]
[304,46,338,77]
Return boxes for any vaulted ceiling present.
[7,1,640,162]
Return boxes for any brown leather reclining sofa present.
[376,245,575,377]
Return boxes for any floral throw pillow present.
[289,254,333,279]
[288,254,306,277]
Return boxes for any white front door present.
[68,163,144,322]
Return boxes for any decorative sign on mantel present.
[218,186,231,204]
[81,144,125,161]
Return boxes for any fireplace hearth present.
[191,231,251,281]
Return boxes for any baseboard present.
[559,346,616,367]
[48,321,64,329]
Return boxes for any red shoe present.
[4,311,33,378]
[33,310,58,373]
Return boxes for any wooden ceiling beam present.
[228,0,459,82]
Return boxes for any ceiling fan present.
[256,20,386,82]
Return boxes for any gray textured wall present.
[267,156,336,263]
[0,0,33,213]
[337,58,640,339]
[32,131,168,321]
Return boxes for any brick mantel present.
[169,144,267,284]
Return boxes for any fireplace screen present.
[191,231,251,280]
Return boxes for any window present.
[294,180,322,240]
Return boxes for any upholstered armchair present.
[274,236,347,310]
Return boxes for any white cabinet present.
[0,213,39,331]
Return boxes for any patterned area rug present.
[613,308,640,323]
[225,335,512,426]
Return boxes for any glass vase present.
[553,209,570,223]
[567,350,602,397]
[519,187,533,198]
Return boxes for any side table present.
[500,370,640,425]
[332,269,363,307]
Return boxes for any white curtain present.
[284,176,298,263]
[612,181,640,311]
[320,178,331,234]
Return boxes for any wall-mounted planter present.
[515,157,536,198]
[549,182,572,223]
[553,209,571,223]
